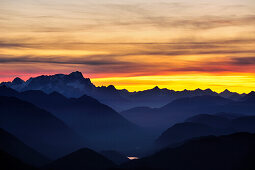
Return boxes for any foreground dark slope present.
[0,128,49,167]
[0,149,36,170]
[123,133,255,170]
[100,150,130,165]
[0,86,151,151]
[0,96,85,159]
[156,113,255,148]
[44,148,116,170]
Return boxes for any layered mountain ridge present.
[0,71,247,111]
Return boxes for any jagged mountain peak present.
[26,71,87,82]
[222,89,230,93]
[153,86,160,90]
[107,85,116,90]
[204,88,214,92]
[194,88,202,91]
[12,77,25,85]
[220,89,232,95]
[3,71,95,98]
[247,91,255,96]
[68,71,84,79]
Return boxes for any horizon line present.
[0,71,252,95]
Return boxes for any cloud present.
[0,41,26,48]
[229,56,255,65]
[0,55,133,66]
[0,35,255,76]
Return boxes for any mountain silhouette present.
[0,149,36,170]
[0,86,150,152]
[185,114,231,128]
[0,95,86,159]
[0,128,49,167]
[155,122,218,147]
[123,133,255,170]
[0,71,245,111]
[231,116,255,133]
[155,113,255,149]
[219,89,244,100]
[122,93,255,134]
[100,150,129,164]
[43,148,116,170]
[122,95,234,131]
[214,112,243,119]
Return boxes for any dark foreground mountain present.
[0,96,85,159]
[156,114,255,148]
[0,86,151,152]
[100,150,129,164]
[0,149,36,170]
[123,133,255,170]
[0,71,245,111]
[44,148,116,170]
[0,128,49,167]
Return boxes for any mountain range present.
[0,71,246,111]
[0,128,49,167]
[0,95,85,159]
[121,94,255,131]
[0,85,151,154]
[1,71,255,169]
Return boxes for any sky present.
[0,0,255,93]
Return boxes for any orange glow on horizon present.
[0,0,255,94]
[1,72,255,94]
[91,73,255,94]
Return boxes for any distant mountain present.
[0,86,150,152]
[155,122,218,147]
[0,149,36,170]
[123,93,255,132]
[0,96,85,159]
[214,112,243,119]
[43,148,116,170]
[219,89,244,100]
[240,91,255,102]
[122,96,234,131]
[1,71,95,98]
[186,114,255,133]
[218,94,255,115]
[231,116,255,133]
[0,128,49,167]
[123,133,255,170]
[121,107,157,128]
[185,113,246,129]
[100,150,129,165]
[0,71,244,111]
[185,114,231,128]
[0,72,128,111]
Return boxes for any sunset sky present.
[1,0,255,93]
